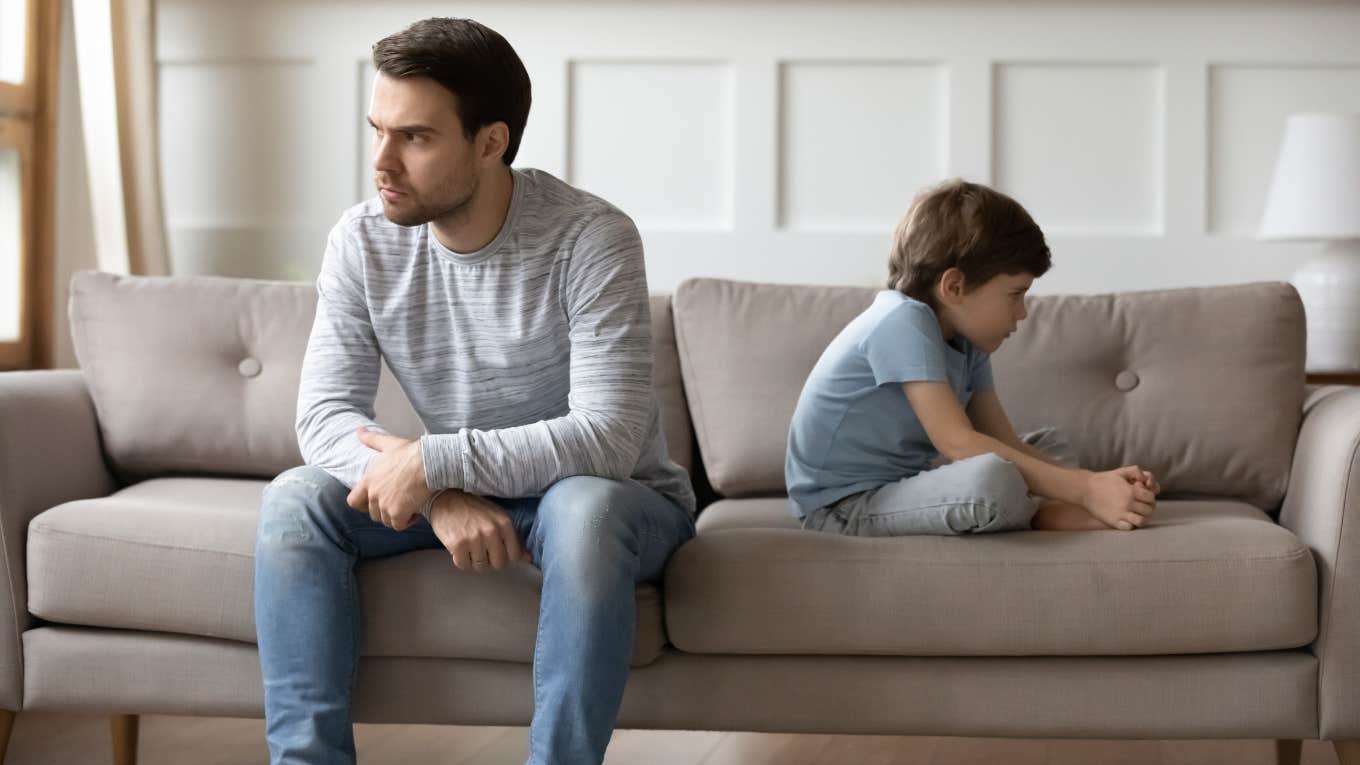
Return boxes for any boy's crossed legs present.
[803,426,1127,536]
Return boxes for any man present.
[253,16,696,765]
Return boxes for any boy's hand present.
[1082,466,1157,531]
[1137,469,1161,496]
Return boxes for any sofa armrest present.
[1279,384,1360,739]
[0,370,116,709]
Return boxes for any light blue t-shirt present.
[784,290,994,519]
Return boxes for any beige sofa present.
[0,270,1356,765]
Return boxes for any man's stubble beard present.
[382,171,479,228]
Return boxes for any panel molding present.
[993,60,1166,236]
[566,58,735,231]
[1206,61,1360,236]
[777,59,947,233]
[152,1,1360,293]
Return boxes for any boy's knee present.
[961,453,1036,532]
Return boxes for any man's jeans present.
[803,426,1077,536]
[253,466,696,765]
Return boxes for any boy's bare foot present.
[1030,498,1111,531]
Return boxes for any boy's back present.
[784,289,993,520]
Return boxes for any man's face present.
[953,272,1033,353]
[367,72,480,227]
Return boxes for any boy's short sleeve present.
[971,352,995,392]
[859,302,949,387]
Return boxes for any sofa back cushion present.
[67,270,693,484]
[672,278,1306,510]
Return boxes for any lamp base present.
[1292,239,1360,374]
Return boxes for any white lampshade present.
[1259,113,1360,241]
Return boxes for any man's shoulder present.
[517,167,634,238]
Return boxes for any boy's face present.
[939,270,1033,353]
[367,72,495,227]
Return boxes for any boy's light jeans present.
[803,427,1077,536]
[253,465,695,765]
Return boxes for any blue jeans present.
[803,426,1077,536]
[253,466,696,765]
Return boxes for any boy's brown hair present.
[887,179,1051,306]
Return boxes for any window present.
[0,0,56,370]
[0,142,20,343]
[0,0,26,86]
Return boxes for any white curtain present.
[71,0,168,276]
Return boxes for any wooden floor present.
[0,713,1344,764]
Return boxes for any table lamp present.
[1259,112,1360,373]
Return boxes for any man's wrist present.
[418,488,452,519]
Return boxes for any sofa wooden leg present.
[1336,739,1360,765]
[0,709,14,765]
[1275,738,1302,765]
[111,714,138,765]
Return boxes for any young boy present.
[785,179,1160,537]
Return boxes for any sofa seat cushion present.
[666,497,1317,656]
[27,477,668,666]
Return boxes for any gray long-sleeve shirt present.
[295,167,696,517]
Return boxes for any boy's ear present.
[938,267,966,304]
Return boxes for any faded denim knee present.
[958,452,1039,532]
[257,465,351,552]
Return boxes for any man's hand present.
[1082,466,1159,531]
[428,491,533,573]
[347,427,431,531]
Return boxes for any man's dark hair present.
[888,179,1051,306]
[372,18,532,165]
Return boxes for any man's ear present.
[479,122,510,165]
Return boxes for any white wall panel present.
[994,63,1164,236]
[568,61,734,231]
[158,59,324,276]
[159,60,315,227]
[779,62,946,232]
[154,1,1360,294]
[356,60,375,204]
[1208,64,1360,236]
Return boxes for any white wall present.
[49,1,1360,368]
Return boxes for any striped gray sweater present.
[295,167,696,517]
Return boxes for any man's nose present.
[373,136,399,173]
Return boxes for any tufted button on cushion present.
[1115,369,1140,392]
[237,357,262,378]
